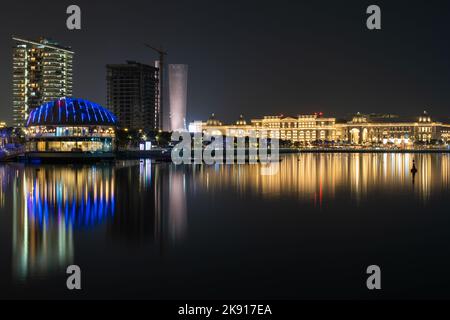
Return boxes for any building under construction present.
[106,61,160,131]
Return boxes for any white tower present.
[168,64,188,132]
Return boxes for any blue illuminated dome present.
[26,97,117,127]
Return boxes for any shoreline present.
[1,148,450,163]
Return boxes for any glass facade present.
[27,126,115,153]
[28,138,113,153]
[25,98,117,155]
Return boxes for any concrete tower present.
[168,64,188,132]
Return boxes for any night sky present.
[1,0,450,125]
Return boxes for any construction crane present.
[144,44,168,131]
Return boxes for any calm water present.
[1,153,450,299]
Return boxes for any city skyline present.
[1,1,450,126]
[2,0,450,304]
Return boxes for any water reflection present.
[24,166,116,229]
[12,165,115,281]
[0,165,10,209]
[3,161,188,282]
[166,168,187,242]
[1,153,449,285]
[189,153,450,205]
[107,160,186,245]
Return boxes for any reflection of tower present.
[108,162,187,247]
[168,64,188,132]
[108,160,158,243]
[166,168,187,242]
[0,166,9,209]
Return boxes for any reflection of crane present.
[144,44,167,130]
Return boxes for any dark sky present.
[1,0,450,125]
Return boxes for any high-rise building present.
[12,37,74,127]
[168,64,188,132]
[154,60,163,131]
[106,61,160,131]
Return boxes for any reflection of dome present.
[23,166,115,230]
[26,97,117,127]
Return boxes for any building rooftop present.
[106,61,158,70]
[26,98,117,127]
[13,36,74,54]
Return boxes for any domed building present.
[25,98,117,158]
[235,115,247,126]
[206,113,223,126]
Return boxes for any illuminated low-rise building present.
[25,97,117,158]
[335,112,450,145]
[191,113,335,143]
[190,114,254,137]
[190,111,450,146]
[251,114,336,142]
